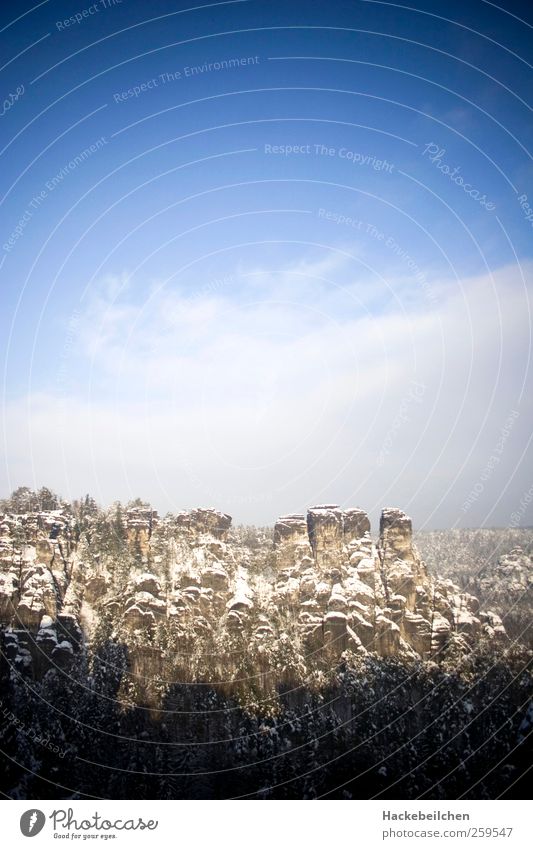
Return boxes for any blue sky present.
[1,0,532,528]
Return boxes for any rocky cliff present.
[1,492,531,800]
[0,499,509,709]
[416,529,533,649]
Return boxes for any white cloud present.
[2,255,532,529]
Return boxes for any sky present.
[1,0,532,529]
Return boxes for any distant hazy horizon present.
[3,481,533,536]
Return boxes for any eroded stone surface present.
[0,501,510,706]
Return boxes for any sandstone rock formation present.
[416,528,532,649]
[0,499,510,707]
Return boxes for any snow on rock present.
[0,499,515,707]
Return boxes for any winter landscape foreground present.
[0,487,531,799]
